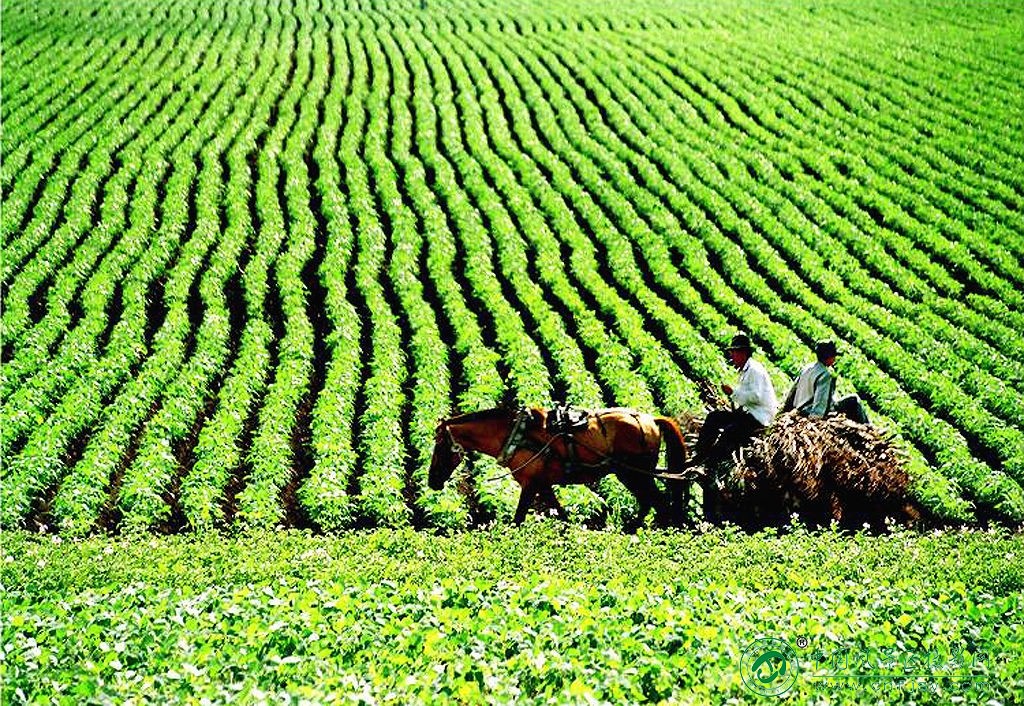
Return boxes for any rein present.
[504,432,565,475]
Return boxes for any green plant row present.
[0,0,180,127]
[0,28,158,242]
[709,35,1024,310]
[435,25,659,522]
[570,32,973,521]
[649,55,1024,447]
[4,0,1022,532]
[632,32,1024,338]
[392,27,611,523]
[47,29,261,536]
[0,26,223,450]
[180,8,296,531]
[334,27,415,529]
[515,29,971,521]
[824,27,1024,204]
[0,0,211,262]
[696,35,1024,358]
[375,29,476,529]
[589,34,1024,484]
[401,16,597,522]
[457,29,729,397]
[427,27,703,520]
[0,24,241,531]
[296,28,371,532]
[235,15,319,530]
[382,26,516,525]
[751,18,1023,221]
[497,28,960,520]
[453,23,826,519]
[115,26,275,534]
[0,41,186,334]
[650,42,1024,390]
[401,24,559,522]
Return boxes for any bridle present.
[443,424,464,457]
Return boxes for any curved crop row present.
[234,10,317,530]
[48,28,262,536]
[180,8,295,531]
[0,22,226,448]
[554,32,1019,519]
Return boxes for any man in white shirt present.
[781,340,869,423]
[690,333,778,468]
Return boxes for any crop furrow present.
[1,27,179,272]
[387,27,515,525]
[597,35,1024,442]
[457,29,742,400]
[366,25,471,528]
[706,36,1024,291]
[579,35,1024,426]
[0,17,226,453]
[397,24,611,523]
[598,33,1024,368]
[295,26,368,531]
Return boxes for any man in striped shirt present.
[781,340,869,423]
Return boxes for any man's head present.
[815,340,839,366]
[725,332,754,368]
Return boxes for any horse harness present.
[496,405,650,477]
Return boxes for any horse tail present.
[655,417,687,473]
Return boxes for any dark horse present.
[428,406,689,527]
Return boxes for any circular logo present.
[740,638,799,696]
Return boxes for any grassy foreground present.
[3,524,1022,704]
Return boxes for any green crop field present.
[2,0,1024,702]
[4,0,1024,535]
[3,525,1023,703]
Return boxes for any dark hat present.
[725,332,754,353]
[815,340,839,359]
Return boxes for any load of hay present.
[717,412,925,529]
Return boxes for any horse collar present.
[497,407,531,465]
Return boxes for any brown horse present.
[428,406,689,528]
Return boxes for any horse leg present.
[513,481,540,525]
[652,479,678,528]
[538,485,569,522]
[627,502,650,533]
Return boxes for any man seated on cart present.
[689,332,778,468]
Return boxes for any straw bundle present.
[720,412,924,528]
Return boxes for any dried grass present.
[715,412,924,528]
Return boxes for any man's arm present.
[781,380,796,412]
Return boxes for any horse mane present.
[448,407,518,425]
[448,406,546,427]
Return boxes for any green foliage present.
[3,526,1022,704]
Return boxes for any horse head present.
[429,420,464,490]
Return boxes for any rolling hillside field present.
[3,1,1024,702]
[3,0,1024,535]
